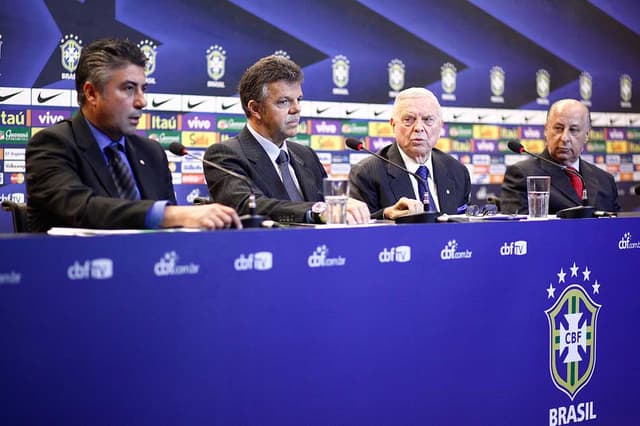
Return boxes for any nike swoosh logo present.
[187,100,206,109]
[37,92,62,103]
[0,90,23,103]
[345,109,358,115]
[477,114,487,120]
[501,115,510,121]
[221,102,238,110]
[152,98,171,107]
[373,110,386,117]
[316,107,330,114]
[452,113,462,119]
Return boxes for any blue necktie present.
[104,142,138,200]
[276,150,304,201]
[416,165,436,212]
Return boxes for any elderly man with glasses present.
[349,87,471,220]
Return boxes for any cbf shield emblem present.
[536,69,550,99]
[545,283,600,400]
[138,40,157,77]
[490,66,505,97]
[206,45,225,81]
[388,59,405,92]
[579,72,592,101]
[441,63,457,94]
[332,55,350,88]
[620,74,632,103]
[60,34,83,73]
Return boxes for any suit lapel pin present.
[446,189,451,194]
[139,159,145,165]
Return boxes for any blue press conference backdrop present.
[1,0,639,109]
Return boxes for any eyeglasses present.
[400,114,438,128]
[465,204,498,217]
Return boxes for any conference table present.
[1,217,639,425]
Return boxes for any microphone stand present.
[169,143,268,228]
[346,138,440,224]
[507,141,595,219]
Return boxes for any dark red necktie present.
[566,166,583,198]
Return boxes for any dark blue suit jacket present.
[349,143,471,218]
[204,126,326,223]
[26,112,176,232]
[500,148,620,214]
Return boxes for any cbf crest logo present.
[490,65,505,103]
[579,72,592,105]
[332,55,350,95]
[536,69,550,105]
[620,74,632,108]
[206,45,225,88]
[273,49,290,59]
[441,62,457,101]
[138,40,157,84]
[60,34,83,80]
[388,59,405,96]
[545,262,601,400]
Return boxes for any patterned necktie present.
[275,150,304,201]
[415,165,437,212]
[566,166,583,198]
[104,142,138,200]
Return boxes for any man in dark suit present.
[349,88,471,219]
[500,99,620,214]
[26,38,240,232]
[204,55,369,224]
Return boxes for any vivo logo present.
[186,116,213,130]
[37,111,66,126]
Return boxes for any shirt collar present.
[85,118,125,153]
[397,145,434,175]
[246,122,290,163]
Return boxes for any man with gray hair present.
[204,55,369,224]
[27,38,241,231]
[350,87,471,219]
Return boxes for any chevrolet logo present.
[37,92,62,104]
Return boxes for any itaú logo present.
[67,258,113,280]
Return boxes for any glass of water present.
[527,176,550,219]
[323,178,349,224]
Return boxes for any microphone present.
[168,142,267,228]
[507,140,595,219]
[346,138,440,223]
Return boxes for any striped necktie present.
[104,142,138,200]
[276,150,304,201]
[416,165,437,212]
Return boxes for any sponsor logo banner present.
[499,240,527,256]
[149,113,178,130]
[31,109,70,127]
[308,245,346,268]
[0,109,28,126]
[217,116,246,132]
[0,127,29,143]
[234,252,273,271]
[181,131,218,147]
[181,113,216,131]
[154,251,200,276]
[67,258,113,280]
[378,245,411,263]
[311,135,344,151]
[311,119,341,135]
